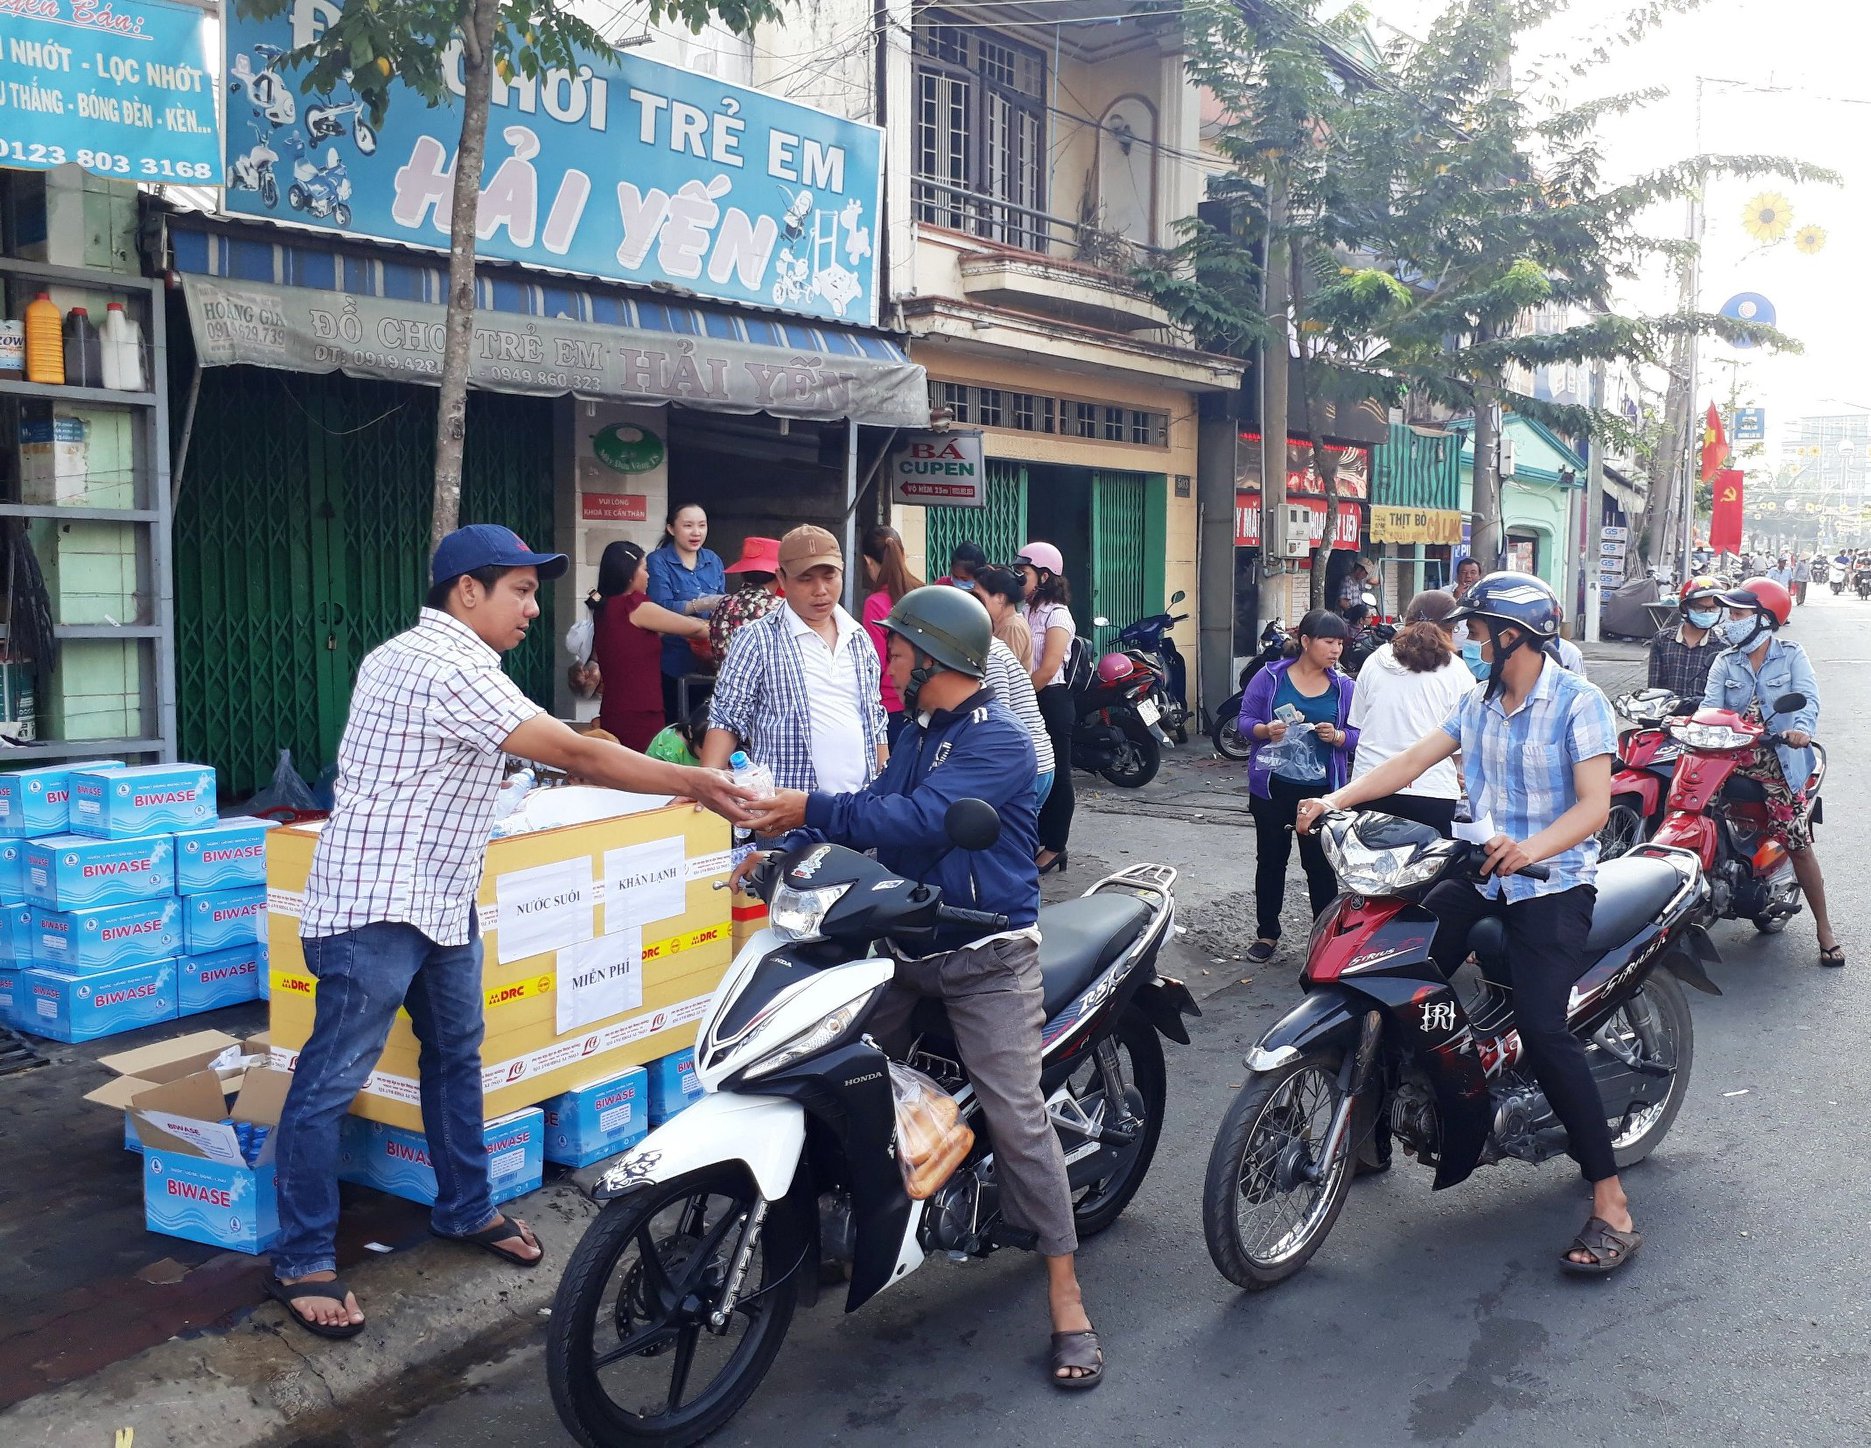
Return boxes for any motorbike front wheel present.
[1099,721,1161,788]
[260,174,278,209]
[1211,692,1250,760]
[1599,967,1694,1169]
[548,1166,800,1448]
[1203,1050,1356,1290]
[333,202,352,227]
[1597,797,1647,860]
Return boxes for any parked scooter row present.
[1067,591,1193,790]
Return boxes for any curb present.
[0,1180,599,1447]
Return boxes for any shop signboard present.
[180,274,930,428]
[1368,505,1463,546]
[0,0,217,181]
[580,494,648,523]
[1235,492,1361,550]
[1237,434,1370,498]
[889,432,985,507]
[222,2,883,325]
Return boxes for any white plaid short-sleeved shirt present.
[301,608,543,945]
[1439,657,1618,903]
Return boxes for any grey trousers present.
[868,934,1079,1258]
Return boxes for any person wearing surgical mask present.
[1646,575,1725,701]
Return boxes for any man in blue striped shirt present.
[1301,572,1638,1276]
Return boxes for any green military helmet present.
[881,583,993,679]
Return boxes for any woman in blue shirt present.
[1701,577,1841,966]
[644,502,727,722]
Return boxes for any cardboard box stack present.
[2,761,276,1042]
[265,791,736,1134]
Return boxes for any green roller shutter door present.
[1089,470,1149,650]
[923,459,1027,575]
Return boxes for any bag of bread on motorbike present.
[889,1061,973,1199]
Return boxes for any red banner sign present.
[1709,468,1744,553]
[1235,491,1362,550]
[581,492,649,522]
[1237,434,1370,499]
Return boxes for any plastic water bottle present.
[728,750,773,847]
[490,767,536,831]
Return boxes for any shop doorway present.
[1024,465,1162,648]
[175,368,555,796]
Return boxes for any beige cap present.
[778,524,843,574]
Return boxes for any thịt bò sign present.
[889,432,985,508]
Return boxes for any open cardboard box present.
[129,1063,292,1255]
[87,1028,270,1151]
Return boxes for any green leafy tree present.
[235,0,787,547]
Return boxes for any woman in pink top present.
[860,524,924,745]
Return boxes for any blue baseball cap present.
[431,524,568,584]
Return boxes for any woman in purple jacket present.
[1238,609,1359,963]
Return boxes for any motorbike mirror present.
[1360,591,1378,608]
[1772,692,1807,714]
[943,798,1002,852]
[1171,589,1187,605]
[1092,616,1111,628]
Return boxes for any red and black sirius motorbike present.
[1203,809,1719,1289]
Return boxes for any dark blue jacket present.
[803,688,1039,949]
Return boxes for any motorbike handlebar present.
[937,904,1012,929]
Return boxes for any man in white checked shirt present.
[269,525,755,1340]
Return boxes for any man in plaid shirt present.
[701,524,888,788]
[1647,576,1725,701]
[270,525,753,1340]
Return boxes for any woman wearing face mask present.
[1647,575,1726,701]
[1699,576,1842,966]
[1239,609,1360,962]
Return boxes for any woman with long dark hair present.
[1238,609,1360,962]
[1018,542,1076,873]
[644,502,726,722]
[860,524,924,744]
[591,540,708,752]
[1346,589,1474,835]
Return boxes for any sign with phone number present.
[0,0,218,181]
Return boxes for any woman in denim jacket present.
[1701,577,1842,965]
[1238,609,1360,962]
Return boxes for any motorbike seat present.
[1035,894,1154,1017]
[1465,855,1683,976]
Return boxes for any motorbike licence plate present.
[1136,698,1161,725]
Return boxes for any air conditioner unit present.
[1280,504,1312,558]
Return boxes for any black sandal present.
[265,1275,366,1340]
[1820,942,1846,968]
[432,1214,543,1269]
[1049,1328,1104,1391]
[1559,1216,1643,1276]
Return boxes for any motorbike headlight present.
[1670,721,1754,751]
[768,881,852,942]
[1323,828,1449,895]
[741,988,881,1080]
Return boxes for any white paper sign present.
[603,838,687,932]
[1453,811,1496,846]
[557,929,645,1034]
[138,1112,244,1165]
[494,858,595,964]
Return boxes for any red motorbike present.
[1070,650,1166,789]
[1650,692,1825,933]
[1602,688,1687,859]
[1202,809,1717,1289]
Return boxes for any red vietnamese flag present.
[1709,468,1744,552]
[1700,403,1729,483]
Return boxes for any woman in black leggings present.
[1018,541,1077,873]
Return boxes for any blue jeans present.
[1035,770,1054,810]
[272,921,494,1278]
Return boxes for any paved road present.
[367,595,1871,1447]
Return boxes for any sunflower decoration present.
[1742,192,1793,243]
[1795,223,1828,255]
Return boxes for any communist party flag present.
[1709,468,1744,553]
[1700,403,1729,482]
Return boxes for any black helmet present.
[881,584,993,680]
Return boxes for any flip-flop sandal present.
[1559,1216,1643,1276]
[1820,943,1846,968]
[1246,939,1278,964]
[265,1276,366,1340]
[1049,1328,1104,1391]
[432,1214,543,1269]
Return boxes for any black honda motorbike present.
[1202,809,1718,1289]
[1212,619,1290,760]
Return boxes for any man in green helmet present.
[740,584,1103,1390]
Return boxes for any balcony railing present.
[912,176,1159,271]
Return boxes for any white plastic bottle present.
[490,767,536,834]
[100,302,146,392]
[728,750,773,848]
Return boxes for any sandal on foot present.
[265,1276,365,1340]
[432,1214,543,1269]
[1050,1328,1104,1391]
[1820,942,1845,968]
[1559,1216,1643,1276]
[1246,939,1278,965]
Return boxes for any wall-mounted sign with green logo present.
[591,424,666,475]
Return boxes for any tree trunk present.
[429,0,501,550]
[1637,330,1692,580]
[1470,380,1501,570]
[1259,169,1290,630]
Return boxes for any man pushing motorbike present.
[1296,572,1642,1276]
[736,585,1103,1386]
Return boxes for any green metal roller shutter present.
[924,459,1027,575]
[1089,470,1148,650]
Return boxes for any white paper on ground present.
[494,857,595,964]
[603,837,687,932]
[557,928,645,1034]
